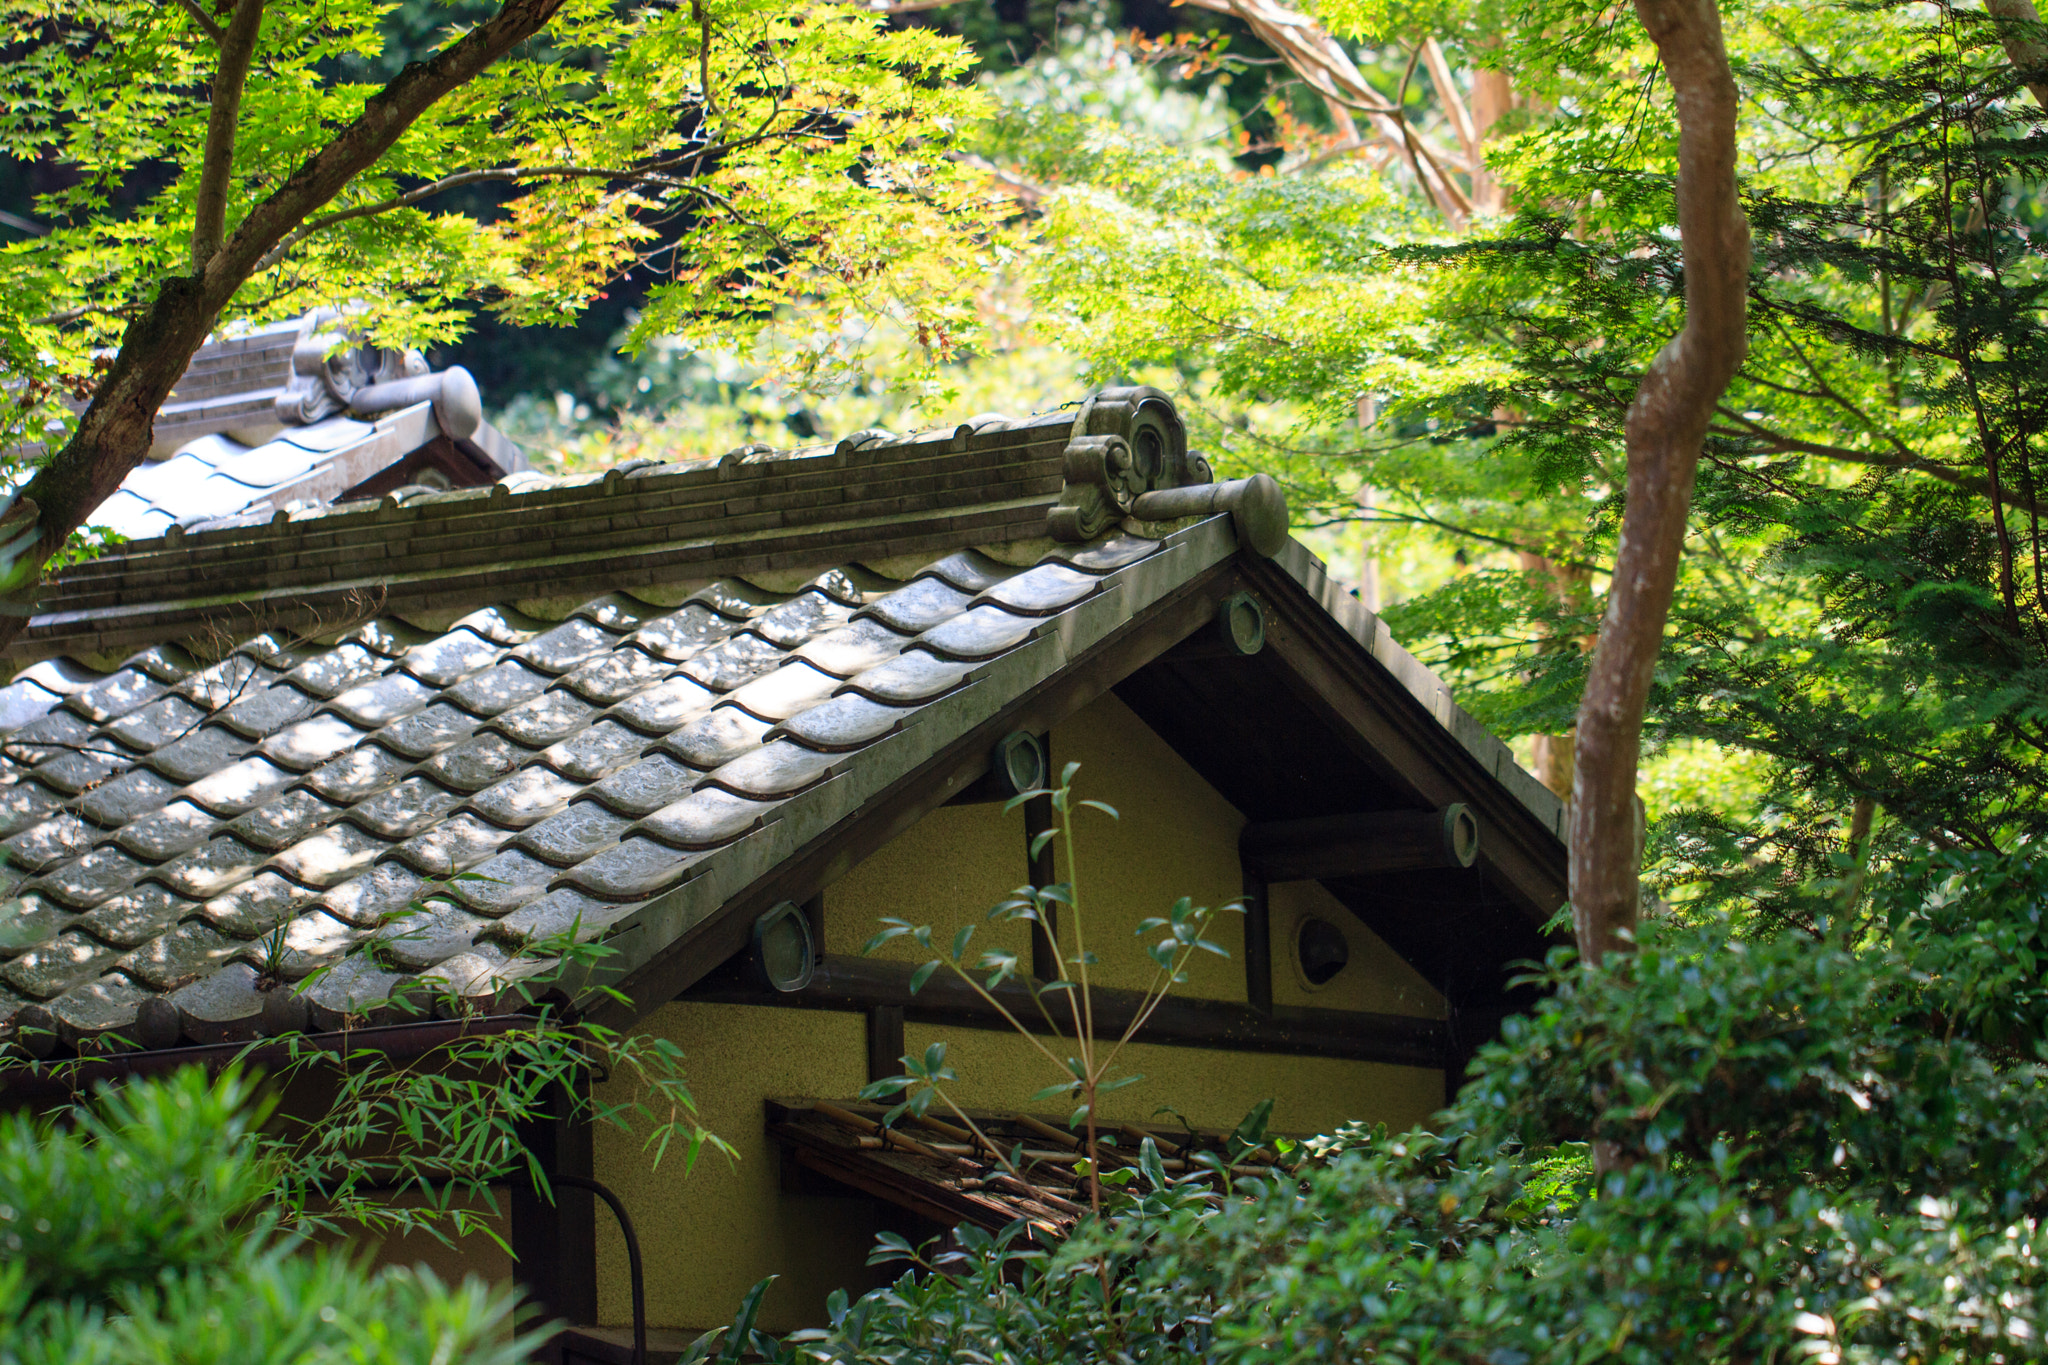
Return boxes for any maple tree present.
[0,0,991,640]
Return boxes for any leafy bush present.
[0,1066,540,1365]
[1155,922,2048,1363]
[706,889,2048,1365]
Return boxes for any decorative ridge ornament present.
[1050,387,1289,557]
[141,308,500,461]
[274,310,483,440]
[1049,386,1208,543]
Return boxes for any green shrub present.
[712,896,2048,1364]
[0,1066,540,1365]
[1151,924,2048,1362]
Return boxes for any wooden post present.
[867,1004,906,1091]
[510,1075,597,1333]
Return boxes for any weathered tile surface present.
[0,481,1406,1057]
[80,885,194,948]
[859,577,976,633]
[609,675,717,735]
[467,765,583,829]
[183,756,298,815]
[586,754,700,817]
[113,801,222,862]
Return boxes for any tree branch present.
[250,160,740,273]
[172,0,226,44]
[1422,38,1480,168]
[1175,0,1472,224]
[1,0,574,649]
[209,0,571,292]
[1710,411,2045,518]
[191,0,267,273]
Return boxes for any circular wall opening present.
[1295,916,1350,988]
[1218,592,1265,655]
[993,731,1045,797]
[1443,803,1480,867]
[751,902,816,992]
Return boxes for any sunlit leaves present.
[0,0,1000,489]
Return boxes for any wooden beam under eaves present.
[687,952,1450,1070]
[1240,805,1479,884]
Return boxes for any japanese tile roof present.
[0,523,1198,1050]
[0,386,1568,1058]
[18,409,1075,665]
[92,405,524,542]
[85,312,523,542]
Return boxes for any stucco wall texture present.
[826,691,1256,1000]
[827,691,1442,1017]
[593,1003,884,1333]
[593,691,1447,1332]
[901,1025,1444,1139]
[822,798,1030,966]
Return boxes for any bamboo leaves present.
[857,765,1241,1215]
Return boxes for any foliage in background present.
[0,0,1000,613]
[491,309,1092,476]
[0,1066,540,1365]
[478,0,1379,465]
[0,0,992,401]
[932,0,2048,934]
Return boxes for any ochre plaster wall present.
[592,1003,884,1333]
[1266,878,1444,1017]
[1043,692,1250,1000]
[823,692,1259,1001]
[900,1023,1443,1139]
[822,798,1030,967]
[595,691,1448,1333]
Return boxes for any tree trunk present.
[1988,0,2048,109]
[1516,546,1590,801]
[1469,66,1515,215]
[1570,0,1749,965]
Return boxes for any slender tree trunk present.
[1354,395,1383,610]
[1518,550,1590,798]
[1469,66,1515,215]
[1570,0,1749,965]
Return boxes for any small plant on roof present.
[858,761,1240,1218]
[251,923,292,987]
